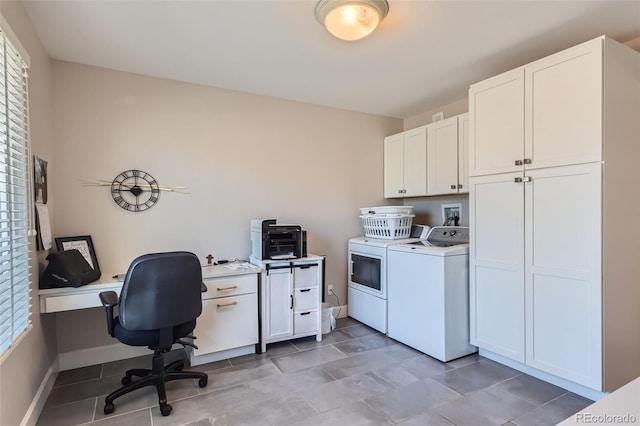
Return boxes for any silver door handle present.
[515,160,523,166]
[514,177,523,183]
[217,301,238,308]
[523,158,532,164]
[217,285,238,291]
[523,176,532,182]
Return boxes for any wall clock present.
[111,169,160,212]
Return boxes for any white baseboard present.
[479,349,607,401]
[58,343,149,371]
[20,362,57,426]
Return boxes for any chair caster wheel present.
[160,403,172,416]
[198,377,208,387]
[104,403,115,415]
[121,376,132,385]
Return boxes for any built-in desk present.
[39,263,261,367]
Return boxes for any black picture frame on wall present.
[55,235,100,272]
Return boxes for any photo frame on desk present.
[55,235,100,272]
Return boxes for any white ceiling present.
[20,0,640,119]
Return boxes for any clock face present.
[111,169,160,212]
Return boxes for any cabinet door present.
[525,163,602,389]
[265,268,293,340]
[457,113,469,193]
[384,133,405,198]
[403,126,428,197]
[525,38,602,169]
[469,68,525,177]
[469,172,525,362]
[427,116,459,196]
[193,293,259,355]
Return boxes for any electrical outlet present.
[328,285,334,295]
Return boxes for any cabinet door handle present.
[217,285,238,291]
[300,289,311,293]
[300,312,311,316]
[450,184,456,190]
[515,160,523,166]
[398,189,403,194]
[523,176,532,182]
[458,184,463,189]
[523,158,532,164]
[217,301,238,308]
[514,177,523,183]
[290,294,293,310]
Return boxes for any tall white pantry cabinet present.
[468,36,640,395]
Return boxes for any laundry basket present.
[359,206,414,239]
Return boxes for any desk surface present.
[38,262,261,313]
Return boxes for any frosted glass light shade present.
[315,0,389,41]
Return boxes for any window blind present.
[0,26,32,357]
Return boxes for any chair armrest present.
[99,291,118,307]
[201,282,207,293]
[99,291,118,337]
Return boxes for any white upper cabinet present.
[469,68,525,176]
[470,37,603,177]
[525,39,602,169]
[384,126,427,198]
[427,116,459,196]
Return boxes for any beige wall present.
[0,2,56,425]
[51,61,403,352]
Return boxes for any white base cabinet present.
[189,268,260,366]
[251,255,324,353]
[469,35,640,394]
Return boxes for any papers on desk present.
[224,262,258,271]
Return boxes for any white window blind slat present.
[0,25,32,357]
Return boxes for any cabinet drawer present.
[294,288,318,311]
[193,293,258,355]
[294,265,318,288]
[203,274,256,300]
[294,310,318,335]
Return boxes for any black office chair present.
[99,251,208,416]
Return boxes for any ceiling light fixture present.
[315,0,389,41]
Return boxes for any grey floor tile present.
[512,394,594,426]
[446,352,480,368]
[302,371,395,412]
[100,355,151,378]
[37,398,96,426]
[54,365,103,387]
[93,376,200,420]
[229,341,299,366]
[202,360,281,390]
[85,408,152,426]
[191,358,231,372]
[209,394,317,426]
[333,333,397,355]
[336,317,361,329]
[46,375,124,407]
[340,323,380,338]
[434,385,536,426]
[297,400,393,426]
[149,384,276,426]
[181,418,214,426]
[397,410,454,426]
[247,366,335,396]
[270,345,347,374]
[292,329,353,351]
[320,347,405,380]
[432,358,521,394]
[366,378,462,423]
[495,374,567,406]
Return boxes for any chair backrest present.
[118,251,202,331]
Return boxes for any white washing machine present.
[387,226,477,362]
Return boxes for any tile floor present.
[36,318,593,426]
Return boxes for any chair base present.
[104,349,208,416]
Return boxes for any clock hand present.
[79,179,190,194]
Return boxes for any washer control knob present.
[449,230,457,236]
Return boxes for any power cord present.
[328,288,341,319]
